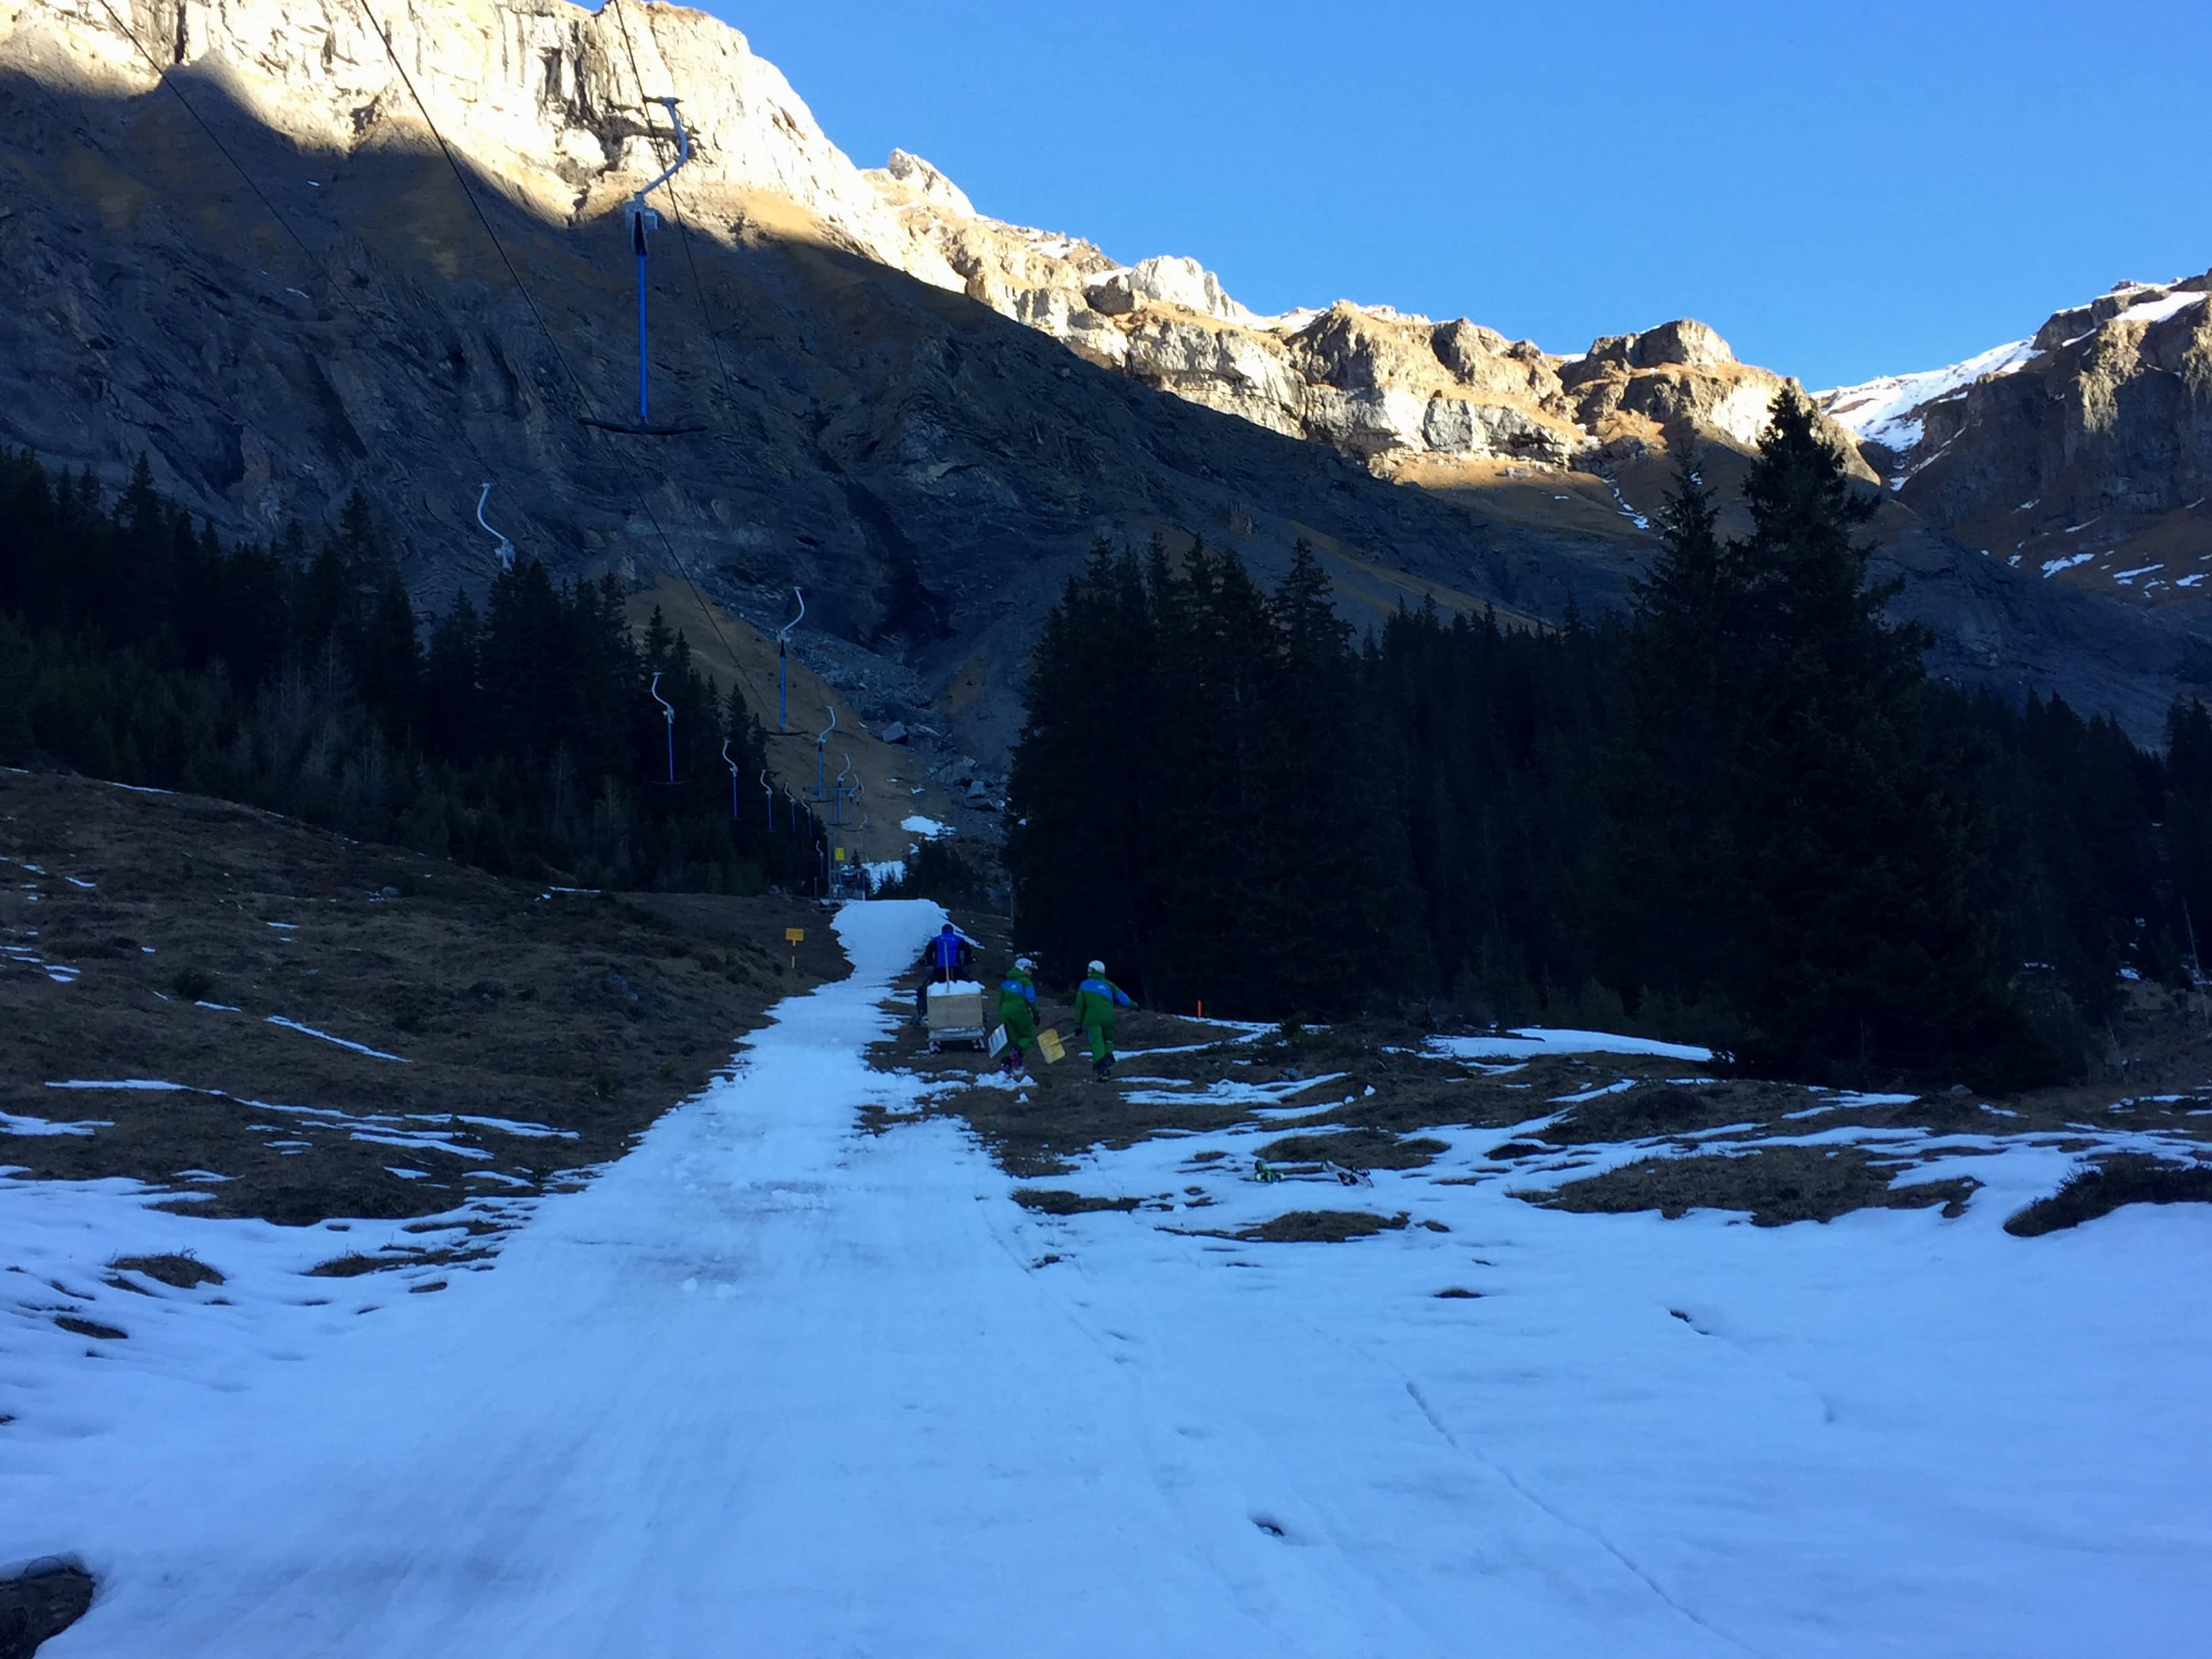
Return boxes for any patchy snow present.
[901,815,953,840]
[1817,339,2036,452]
[1431,1027,1714,1063]
[2042,551,2095,577]
[2114,564,2165,586]
[3,901,2207,1653]
[2112,289,2208,329]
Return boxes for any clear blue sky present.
[711,0,2209,390]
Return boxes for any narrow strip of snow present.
[262,1017,410,1063]
[0,1112,110,1136]
[43,1080,192,1092]
[1431,1028,1713,1063]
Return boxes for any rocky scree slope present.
[0,0,2203,751]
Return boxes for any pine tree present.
[1723,390,2010,1079]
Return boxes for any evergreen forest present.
[0,449,821,895]
[1006,394,2212,1089]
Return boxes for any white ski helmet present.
[1016,956,1035,972]
[1088,960,1105,975]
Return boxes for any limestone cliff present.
[859,153,1862,484]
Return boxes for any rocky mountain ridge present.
[861,147,1865,486]
[1820,274,2212,615]
[1,0,2205,760]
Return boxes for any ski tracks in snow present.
[22,898,2205,1655]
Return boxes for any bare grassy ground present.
[866,935,2212,1235]
[0,1561,92,1659]
[0,771,846,1238]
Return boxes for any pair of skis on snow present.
[1251,1158,1372,1187]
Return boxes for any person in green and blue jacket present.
[998,957,1038,1076]
[1072,960,1134,1078]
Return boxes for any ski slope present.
[6,900,2209,1655]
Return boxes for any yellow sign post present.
[785,926,804,970]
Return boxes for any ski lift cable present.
[98,0,773,762]
[607,0,750,417]
[605,6,811,739]
[355,0,594,415]
[88,0,383,337]
[579,92,697,436]
[88,0,527,566]
[350,0,785,724]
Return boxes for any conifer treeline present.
[1008,395,2212,1088]
[0,451,820,893]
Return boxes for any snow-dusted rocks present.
[851,145,1828,477]
[1816,273,2212,603]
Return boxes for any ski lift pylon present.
[476,483,515,572]
[649,670,677,785]
[776,588,805,732]
[814,704,836,801]
[832,752,855,827]
[579,96,705,438]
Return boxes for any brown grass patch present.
[1012,1188,1141,1216]
[306,1252,394,1278]
[2005,1154,2212,1237]
[1237,1209,1409,1243]
[0,1561,95,1654]
[1256,1128,1448,1170]
[54,1314,126,1340]
[108,1252,224,1289]
[1521,1145,1979,1227]
[0,771,842,1237]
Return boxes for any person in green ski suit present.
[1072,960,1134,1079]
[997,957,1039,1076]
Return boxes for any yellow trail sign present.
[785,926,804,970]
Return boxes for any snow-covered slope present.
[1818,338,2037,453]
[7,898,2210,1654]
[1818,274,2212,609]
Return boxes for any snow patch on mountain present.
[1817,340,2038,453]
